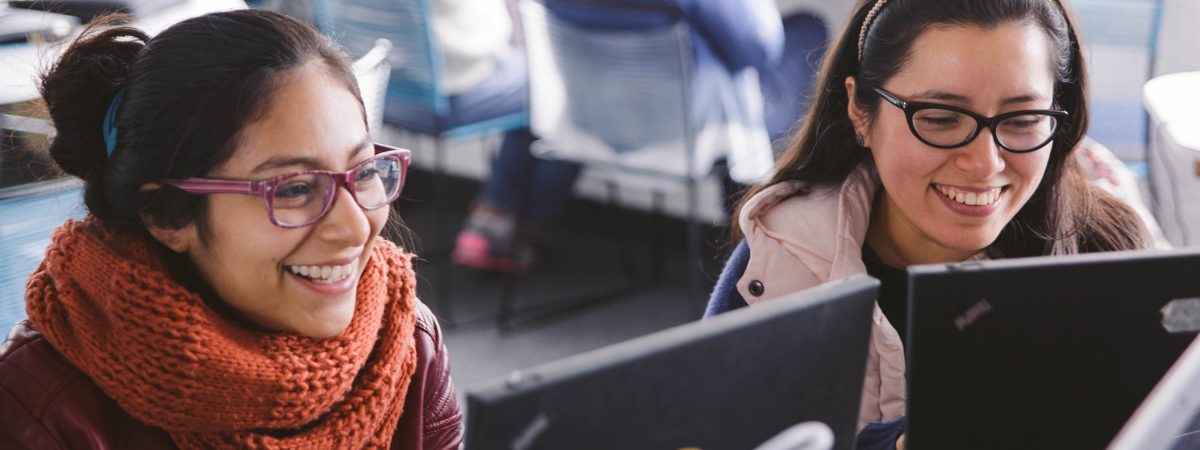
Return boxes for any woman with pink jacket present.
[704,0,1152,449]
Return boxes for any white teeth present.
[286,260,357,283]
[936,185,1002,207]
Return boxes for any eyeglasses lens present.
[267,155,403,227]
[912,108,1058,151]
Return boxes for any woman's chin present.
[297,317,353,339]
[929,228,1004,259]
[292,303,357,339]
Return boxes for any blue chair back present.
[0,181,85,334]
[522,0,698,181]
[330,0,448,119]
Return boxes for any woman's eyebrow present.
[252,155,317,174]
[250,137,373,174]
[913,90,1049,107]
[346,136,372,163]
[912,90,971,103]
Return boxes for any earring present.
[854,132,865,147]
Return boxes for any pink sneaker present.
[451,215,535,274]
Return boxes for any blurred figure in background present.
[381,0,527,132]
[453,0,785,273]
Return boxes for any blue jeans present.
[382,50,583,223]
[480,128,582,223]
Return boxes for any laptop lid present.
[1110,333,1200,450]
[464,275,879,450]
[906,249,1200,449]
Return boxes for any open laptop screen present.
[465,275,878,450]
[906,249,1200,449]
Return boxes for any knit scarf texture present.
[24,217,419,449]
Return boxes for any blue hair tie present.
[102,89,124,157]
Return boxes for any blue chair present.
[328,0,528,140]
[0,180,85,335]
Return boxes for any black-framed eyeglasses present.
[873,87,1068,153]
[165,143,411,228]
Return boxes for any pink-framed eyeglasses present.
[165,144,412,228]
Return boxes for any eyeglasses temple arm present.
[165,178,264,196]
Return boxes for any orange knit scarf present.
[25,217,419,449]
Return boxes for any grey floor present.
[394,170,730,394]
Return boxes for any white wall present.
[774,0,853,29]
[1154,0,1200,76]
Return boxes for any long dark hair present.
[733,0,1147,257]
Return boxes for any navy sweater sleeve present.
[856,416,906,450]
[703,240,751,318]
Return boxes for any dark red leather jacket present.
[0,302,462,449]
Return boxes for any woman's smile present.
[931,183,1008,218]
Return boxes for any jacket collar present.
[739,162,881,281]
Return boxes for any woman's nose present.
[315,186,371,247]
[955,128,1007,178]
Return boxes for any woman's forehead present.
[221,65,368,176]
[889,22,1057,106]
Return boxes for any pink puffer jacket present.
[736,163,906,429]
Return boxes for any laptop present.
[1109,333,1200,450]
[464,275,879,450]
[906,249,1200,449]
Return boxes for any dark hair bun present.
[40,21,148,218]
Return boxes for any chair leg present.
[432,137,456,325]
[497,273,518,332]
[607,180,640,283]
[497,138,539,331]
[686,179,703,316]
[650,190,666,282]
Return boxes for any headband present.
[857,0,891,61]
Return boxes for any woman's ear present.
[138,182,196,253]
[844,76,870,142]
[142,214,196,253]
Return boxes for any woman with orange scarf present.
[0,10,461,449]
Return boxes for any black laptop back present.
[1110,334,1200,449]
[907,249,1200,449]
[465,275,879,450]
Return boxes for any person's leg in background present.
[383,38,582,273]
[380,46,582,273]
[454,128,582,272]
